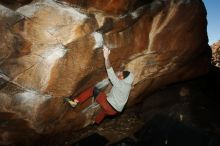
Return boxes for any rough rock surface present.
[211,40,220,67]
[0,0,211,145]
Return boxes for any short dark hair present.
[123,71,130,79]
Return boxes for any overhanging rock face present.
[0,0,211,145]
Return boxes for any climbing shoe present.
[64,98,78,108]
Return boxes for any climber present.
[64,45,134,124]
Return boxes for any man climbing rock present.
[64,45,134,124]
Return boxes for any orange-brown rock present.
[0,0,211,145]
[58,0,143,15]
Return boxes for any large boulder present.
[0,0,211,145]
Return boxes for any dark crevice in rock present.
[0,0,33,10]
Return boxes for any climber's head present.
[117,71,124,80]
[117,70,134,84]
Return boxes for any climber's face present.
[117,71,124,80]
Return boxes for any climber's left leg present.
[94,92,118,124]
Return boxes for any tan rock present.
[211,40,220,67]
